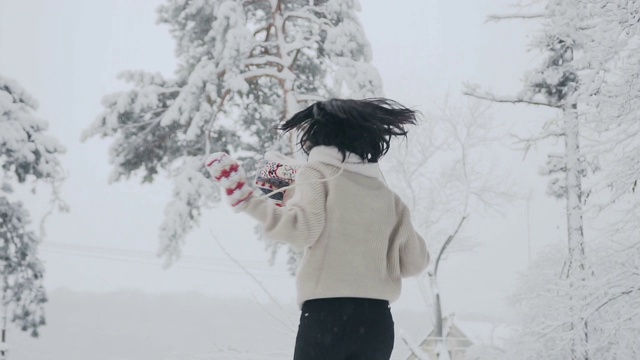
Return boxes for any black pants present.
[293,297,394,360]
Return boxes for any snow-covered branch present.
[283,9,332,28]
[283,38,321,56]
[242,67,295,81]
[463,84,557,108]
[242,0,267,7]
[295,93,325,102]
[242,55,288,69]
[510,128,565,154]
[486,11,547,22]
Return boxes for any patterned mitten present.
[254,151,301,205]
[204,152,253,211]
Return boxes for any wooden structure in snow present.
[405,316,471,360]
[404,315,509,360]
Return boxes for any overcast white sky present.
[0,0,565,322]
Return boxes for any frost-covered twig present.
[38,175,69,239]
[582,288,639,323]
[509,128,565,156]
[510,128,564,145]
[210,230,285,311]
[210,231,296,334]
[250,292,296,334]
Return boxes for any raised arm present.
[242,165,327,251]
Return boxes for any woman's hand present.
[204,152,253,211]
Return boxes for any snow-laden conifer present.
[0,75,66,338]
[83,0,382,267]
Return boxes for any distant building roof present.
[402,315,512,360]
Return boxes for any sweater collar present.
[307,146,381,179]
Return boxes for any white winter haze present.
[0,0,572,359]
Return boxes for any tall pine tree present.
[82,0,382,267]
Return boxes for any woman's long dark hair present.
[278,98,419,163]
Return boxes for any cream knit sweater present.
[242,146,429,308]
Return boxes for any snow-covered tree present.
[82,0,382,267]
[0,75,66,342]
[574,0,640,245]
[465,1,640,359]
[469,239,640,360]
[574,3,640,355]
[384,98,511,360]
[584,240,640,358]
[464,1,592,357]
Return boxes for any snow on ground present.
[9,289,484,360]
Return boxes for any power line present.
[40,241,291,279]
[39,242,520,290]
[41,241,270,267]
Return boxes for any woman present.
[206,98,429,360]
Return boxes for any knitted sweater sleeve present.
[241,165,326,251]
[395,198,430,277]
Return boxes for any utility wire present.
[41,241,270,267]
[40,242,290,279]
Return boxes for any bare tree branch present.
[434,215,468,277]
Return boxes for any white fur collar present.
[307,146,381,179]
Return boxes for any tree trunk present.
[563,106,589,360]
[429,273,451,360]
[0,327,5,360]
[272,0,300,156]
[1,298,6,360]
[428,216,466,360]
[429,272,443,337]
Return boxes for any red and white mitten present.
[204,152,253,211]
